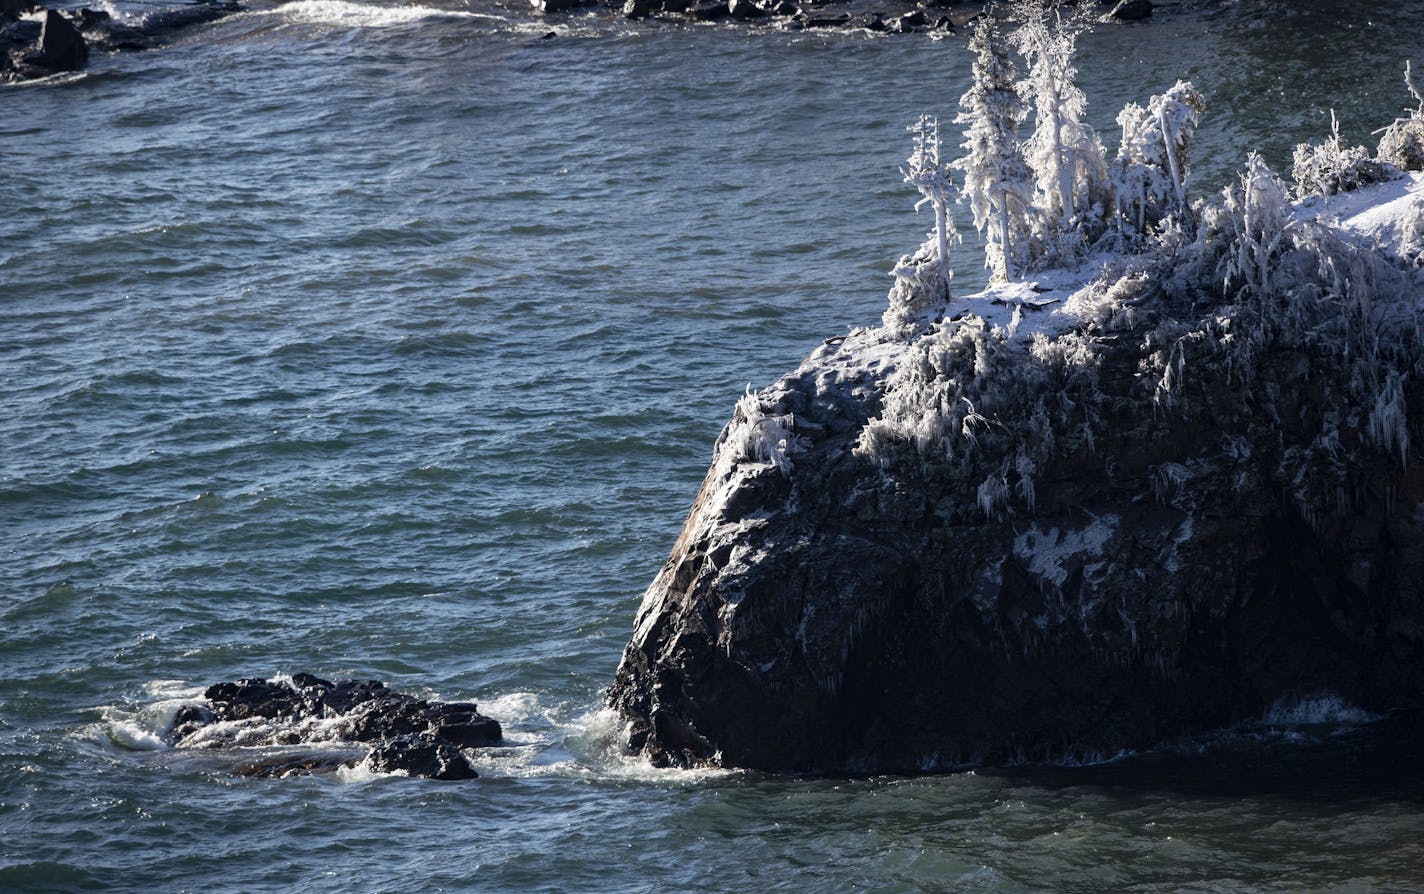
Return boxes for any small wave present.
[265,0,506,28]
[84,681,206,753]
[4,70,88,90]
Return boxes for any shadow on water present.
[985,716,1424,806]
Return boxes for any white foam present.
[334,759,407,783]
[1260,693,1377,728]
[265,0,504,28]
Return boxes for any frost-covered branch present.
[1292,109,1395,199]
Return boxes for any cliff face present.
[609,174,1424,773]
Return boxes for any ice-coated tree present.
[883,116,961,333]
[1008,0,1109,254]
[902,114,959,298]
[1376,61,1424,171]
[1110,80,1206,243]
[954,14,1035,281]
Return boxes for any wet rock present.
[887,8,926,30]
[0,0,35,22]
[30,9,87,71]
[369,733,478,781]
[431,702,504,747]
[727,0,766,19]
[163,703,215,745]
[622,0,657,18]
[206,678,303,720]
[1108,0,1153,21]
[169,674,503,780]
[76,7,110,30]
[767,0,796,14]
[531,0,583,12]
[235,752,356,778]
[685,0,729,21]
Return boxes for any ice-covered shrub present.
[727,386,807,477]
[1376,61,1424,172]
[1399,197,1424,267]
[1111,80,1206,244]
[1215,153,1292,307]
[855,305,1105,520]
[1291,111,1396,199]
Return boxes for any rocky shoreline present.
[588,0,1151,34]
[1,0,1157,85]
[1,0,239,83]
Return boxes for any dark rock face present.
[685,0,730,21]
[167,674,502,779]
[0,0,35,22]
[727,0,766,19]
[30,9,86,71]
[609,233,1424,773]
[369,734,479,781]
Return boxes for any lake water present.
[5,0,1424,890]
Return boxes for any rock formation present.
[609,170,1424,773]
[167,674,502,779]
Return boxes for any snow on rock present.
[1296,170,1424,267]
[1012,514,1119,589]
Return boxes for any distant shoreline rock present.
[539,0,1151,34]
[2,0,241,84]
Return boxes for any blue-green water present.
[5,1,1424,890]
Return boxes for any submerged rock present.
[167,674,501,779]
[608,173,1424,774]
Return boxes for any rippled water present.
[5,1,1424,890]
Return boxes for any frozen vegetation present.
[863,12,1424,532]
[611,7,1424,772]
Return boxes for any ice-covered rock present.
[608,173,1424,773]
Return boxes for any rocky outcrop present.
[167,674,502,779]
[2,0,240,84]
[609,175,1424,774]
[31,9,85,70]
